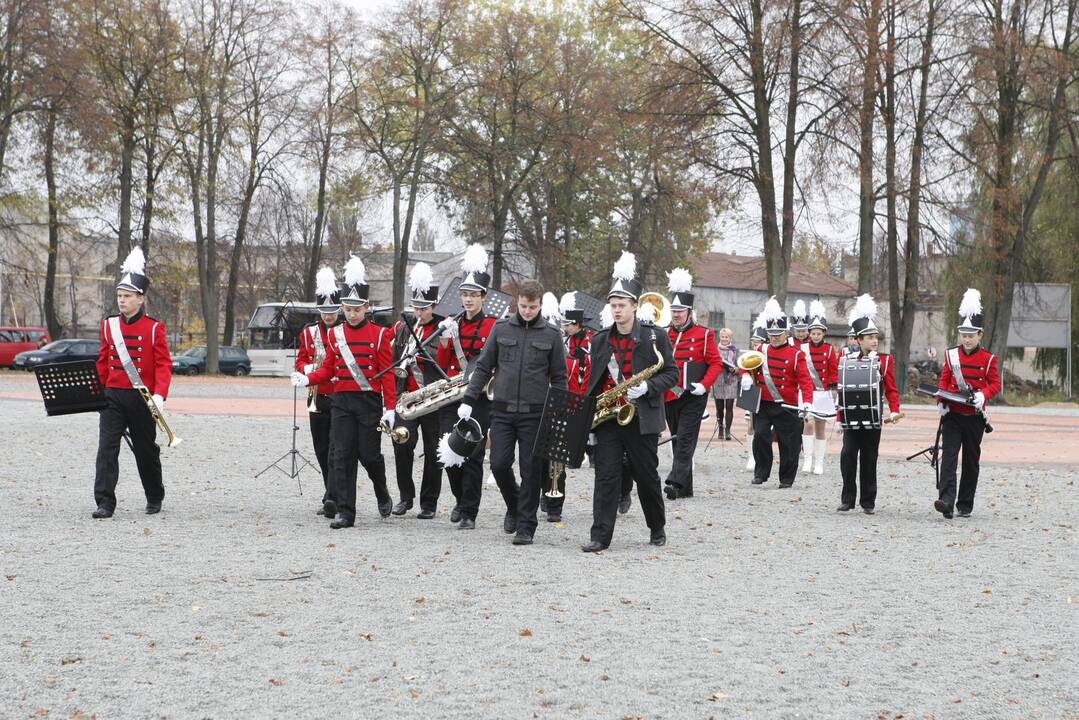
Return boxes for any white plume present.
[848,293,877,324]
[809,299,826,320]
[315,267,338,298]
[958,288,982,318]
[761,296,785,322]
[600,304,613,329]
[559,291,577,314]
[120,246,146,275]
[792,299,806,319]
[343,254,366,286]
[612,251,637,282]
[541,291,562,324]
[436,433,466,468]
[666,267,693,294]
[461,243,489,274]
[637,301,656,323]
[752,313,766,330]
[409,262,434,294]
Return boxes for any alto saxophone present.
[591,337,665,429]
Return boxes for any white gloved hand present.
[587,433,597,446]
[457,403,472,420]
[889,412,900,423]
[439,317,459,339]
[740,374,753,391]
[291,371,310,387]
[938,403,948,416]
[152,394,165,412]
[973,391,985,410]
[627,381,648,400]
[381,408,396,426]
[303,363,316,374]
[690,382,706,396]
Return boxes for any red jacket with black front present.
[295,321,339,396]
[565,328,592,394]
[836,351,901,422]
[799,339,840,390]
[306,319,396,409]
[743,341,815,405]
[938,345,1001,415]
[436,311,497,378]
[96,310,173,399]
[664,322,724,402]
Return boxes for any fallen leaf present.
[32,709,48,717]
[414,597,425,605]
[326,543,336,548]
[5,575,15,581]
[60,657,81,666]
[358,633,373,641]
[409,689,420,699]
[269,678,284,686]
[621,598,632,604]
[519,629,533,637]
[100,635,110,641]
[580,655,590,662]
[707,692,729,701]
[143,528,152,536]
[982,589,993,595]
[194,635,203,641]
[276,631,289,637]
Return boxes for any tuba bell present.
[377,420,410,444]
[637,292,672,328]
[736,350,765,373]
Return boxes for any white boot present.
[745,436,755,471]
[801,435,814,472]
[813,438,827,475]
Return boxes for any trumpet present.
[377,420,410,444]
[137,387,182,448]
[736,350,765,373]
[637,292,672,328]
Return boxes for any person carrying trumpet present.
[581,252,678,553]
[291,256,397,529]
[837,295,901,514]
[740,297,815,488]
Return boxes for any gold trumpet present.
[137,387,182,448]
[377,420,410,444]
[637,291,672,328]
[736,350,765,373]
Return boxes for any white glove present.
[627,381,648,400]
[438,317,459,338]
[889,412,900,423]
[381,408,395,426]
[291,372,310,387]
[457,403,472,420]
[973,391,985,410]
[303,363,316,374]
[587,433,597,446]
[938,403,948,416]
[690,382,706,396]
[740,374,753,391]
[152,394,165,412]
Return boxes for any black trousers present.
[752,401,802,485]
[94,388,163,511]
[591,419,665,546]
[439,399,490,521]
[489,411,543,536]
[665,393,708,494]
[938,412,986,513]
[308,393,335,504]
[840,428,881,509]
[330,391,390,521]
[393,410,442,510]
[714,398,735,435]
[621,453,635,498]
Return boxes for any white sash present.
[108,316,145,390]
[333,324,374,392]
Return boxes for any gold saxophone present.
[591,337,665,429]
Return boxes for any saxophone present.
[591,337,665,429]
[396,373,495,420]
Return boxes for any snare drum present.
[837,357,882,429]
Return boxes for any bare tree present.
[0,0,42,178]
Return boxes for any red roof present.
[690,253,856,297]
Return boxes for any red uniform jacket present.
[836,352,901,422]
[664,322,724,402]
[799,339,840,390]
[96,310,173,399]
[938,345,1001,415]
[744,341,815,405]
[565,328,592,394]
[307,319,396,409]
[391,317,442,393]
[436,312,497,378]
[295,321,338,396]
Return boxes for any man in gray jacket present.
[459,280,567,545]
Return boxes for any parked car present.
[0,326,51,367]
[13,338,101,370]
[172,345,251,376]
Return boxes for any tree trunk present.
[305,124,332,300]
[42,106,62,338]
[391,179,405,315]
[223,162,258,345]
[117,115,136,267]
[141,132,157,259]
[882,0,901,386]
[778,0,804,303]
[857,0,882,294]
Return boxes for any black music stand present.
[735,383,760,413]
[533,386,596,468]
[435,275,513,319]
[34,360,107,416]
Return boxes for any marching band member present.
[599,303,639,515]
[934,289,1001,520]
[790,300,810,346]
[713,328,739,442]
[800,300,840,475]
[435,245,498,530]
[459,281,566,545]
[292,255,396,528]
[92,247,173,519]
[296,267,342,518]
[837,295,900,514]
[743,315,767,471]
[582,252,678,553]
[663,268,723,500]
[389,263,444,519]
[741,297,815,488]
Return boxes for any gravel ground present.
[1,388,1077,719]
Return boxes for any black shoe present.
[546,512,562,523]
[649,532,667,547]
[581,541,607,553]
[836,504,853,512]
[957,510,971,518]
[145,502,161,515]
[778,482,793,489]
[618,495,631,514]
[934,499,952,517]
[503,513,517,534]
[329,515,354,529]
[319,501,337,518]
[862,507,875,515]
[511,531,534,545]
[378,499,392,518]
[417,508,435,520]
[752,477,767,485]
[91,506,113,519]
[391,500,413,516]
[316,505,327,516]
[449,506,462,523]
[458,517,475,529]
[664,485,678,501]
[723,432,733,441]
